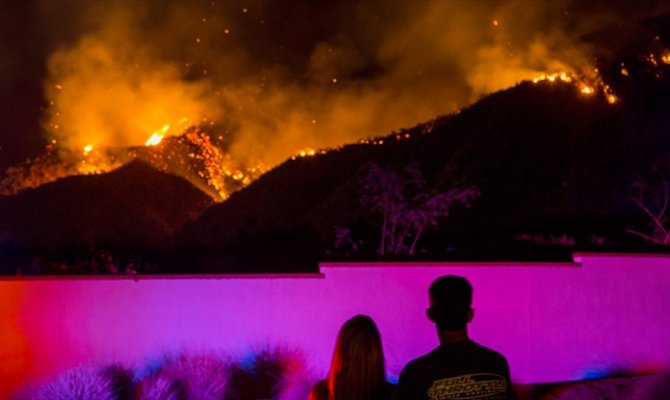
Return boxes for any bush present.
[632,366,670,400]
[226,346,313,400]
[136,352,229,400]
[13,347,314,400]
[13,364,132,400]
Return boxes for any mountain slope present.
[0,160,212,271]
[177,72,670,270]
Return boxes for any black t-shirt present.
[396,339,512,400]
[309,379,395,400]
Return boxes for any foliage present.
[16,348,312,400]
[227,346,313,400]
[632,366,670,400]
[626,173,670,245]
[331,226,363,255]
[137,353,229,400]
[13,365,132,400]
[360,162,479,255]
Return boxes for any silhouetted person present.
[309,314,394,400]
[396,275,512,400]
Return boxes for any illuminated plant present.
[13,365,132,400]
[360,162,479,255]
[137,353,229,400]
[633,365,670,399]
[227,346,312,400]
[626,173,670,245]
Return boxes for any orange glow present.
[580,86,594,95]
[291,147,330,161]
[0,284,32,399]
[531,72,572,84]
[145,133,164,146]
[145,125,170,146]
[530,70,620,105]
[83,145,93,155]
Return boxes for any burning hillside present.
[3,47,650,202]
[0,63,633,200]
[6,2,670,198]
[0,127,270,201]
[3,4,670,273]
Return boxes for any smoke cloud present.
[39,0,670,167]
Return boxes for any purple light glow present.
[1,254,670,397]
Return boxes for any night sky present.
[1,0,669,171]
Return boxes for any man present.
[396,275,513,400]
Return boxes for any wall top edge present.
[572,252,670,261]
[323,252,670,268]
[319,261,581,268]
[0,273,325,282]
[3,252,670,281]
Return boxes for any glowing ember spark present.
[531,70,619,104]
[298,148,316,157]
[580,86,594,95]
[532,72,571,84]
[83,145,93,155]
[662,54,670,64]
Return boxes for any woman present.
[309,314,394,400]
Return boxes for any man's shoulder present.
[467,341,510,365]
[400,347,442,376]
[401,341,509,376]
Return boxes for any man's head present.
[427,275,473,331]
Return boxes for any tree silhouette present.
[360,162,478,255]
[627,173,670,245]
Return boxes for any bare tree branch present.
[360,162,479,255]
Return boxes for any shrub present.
[13,364,132,400]
[136,352,229,400]
[632,366,670,400]
[227,346,313,400]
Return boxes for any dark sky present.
[1,0,669,170]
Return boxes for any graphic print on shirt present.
[427,373,507,399]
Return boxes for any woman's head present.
[327,314,386,400]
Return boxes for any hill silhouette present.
[4,12,670,274]
[0,160,212,273]
[174,83,629,271]
[175,9,670,271]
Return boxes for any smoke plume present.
[39,0,670,167]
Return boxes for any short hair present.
[428,275,473,331]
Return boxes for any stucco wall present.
[1,253,669,397]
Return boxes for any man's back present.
[396,339,512,400]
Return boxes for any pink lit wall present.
[1,253,670,397]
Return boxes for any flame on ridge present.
[0,126,269,201]
[9,47,670,199]
[530,70,618,104]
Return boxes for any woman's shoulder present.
[309,379,329,400]
[382,380,397,400]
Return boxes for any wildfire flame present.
[145,133,164,146]
[580,86,594,95]
[145,124,171,146]
[8,44,670,199]
[530,70,618,104]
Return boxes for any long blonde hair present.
[326,315,387,400]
